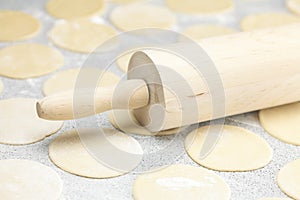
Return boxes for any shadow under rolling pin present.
[37,23,300,132]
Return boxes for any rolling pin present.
[37,23,300,132]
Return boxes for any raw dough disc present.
[0,98,63,145]
[287,0,300,15]
[133,164,231,200]
[109,110,179,136]
[0,159,63,200]
[46,0,105,19]
[49,19,117,53]
[259,102,300,145]
[49,128,143,178]
[181,24,237,42]
[110,4,176,31]
[277,159,300,199]
[0,80,3,94]
[165,0,234,14]
[0,11,41,42]
[240,13,300,31]
[185,125,273,171]
[0,43,64,79]
[43,67,120,96]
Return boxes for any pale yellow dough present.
[46,0,105,19]
[110,4,176,31]
[166,0,234,14]
[241,13,300,31]
[49,19,117,53]
[0,43,64,79]
[259,102,300,145]
[0,11,40,41]
[108,0,145,3]
[133,164,231,200]
[277,159,300,199]
[49,128,143,178]
[181,24,237,42]
[116,52,133,72]
[109,110,179,136]
[185,125,273,171]
[287,0,300,15]
[0,98,63,145]
[0,159,63,200]
[43,68,120,96]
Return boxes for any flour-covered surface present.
[0,0,299,199]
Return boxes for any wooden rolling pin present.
[37,23,300,132]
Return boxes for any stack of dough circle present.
[165,0,234,14]
[110,4,176,31]
[133,164,231,200]
[49,128,143,178]
[0,43,64,79]
[43,67,120,96]
[0,80,3,94]
[287,0,300,15]
[0,98,63,145]
[259,102,300,145]
[277,159,300,199]
[240,13,300,31]
[46,0,105,19]
[0,159,63,200]
[109,110,179,136]
[181,24,237,42]
[49,19,117,53]
[185,125,273,171]
[0,11,41,41]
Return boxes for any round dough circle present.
[110,4,176,31]
[133,164,231,200]
[0,98,63,145]
[259,102,300,145]
[0,11,40,42]
[0,43,64,79]
[43,67,120,96]
[109,110,179,136]
[277,159,300,199]
[46,0,105,19]
[49,128,143,178]
[165,0,234,14]
[185,125,273,171]
[49,19,117,53]
[0,159,63,200]
[240,13,300,31]
[287,0,300,15]
[181,24,237,42]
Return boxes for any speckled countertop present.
[0,0,299,199]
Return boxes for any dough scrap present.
[49,128,143,178]
[259,102,300,145]
[109,110,179,136]
[240,13,300,31]
[49,19,117,53]
[110,4,176,31]
[46,0,105,19]
[165,0,234,14]
[181,24,237,42]
[287,0,300,15]
[0,43,64,79]
[133,164,231,200]
[43,67,120,96]
[0,159,63,200]
[277,159,300,200]
[185,125,273,171]
[0,11,40,42]
[0,98,63,145]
